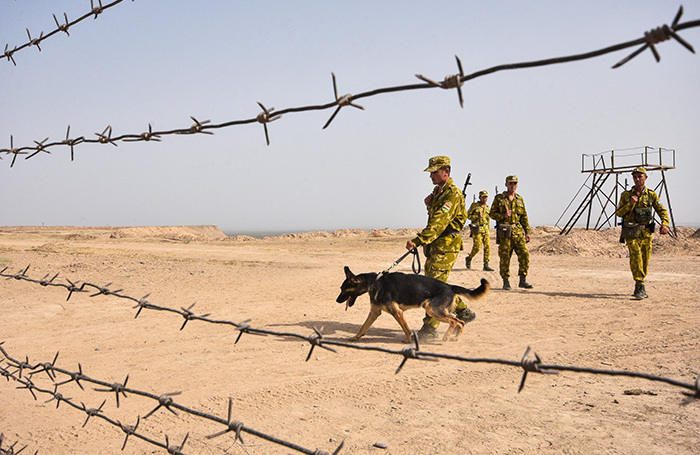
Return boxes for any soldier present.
[489,175,533,290]
[406,155,477,341]
[465,190,494,271]
[615,167,670,299]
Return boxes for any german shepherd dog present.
[336,266,489,342]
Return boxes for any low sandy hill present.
[109,225,227,241]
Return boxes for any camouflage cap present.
[632,166,647,175]
[424,156,451,172]
[506,175,518,183]
[479,190,488,197]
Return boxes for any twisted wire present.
[2,0,132,66]
[0,344,343,455]
[2,265,698,399]
[2,7,698,166]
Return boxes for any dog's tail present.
[452,278,489,301]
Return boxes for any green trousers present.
[626,233,652,284]
[498,232,530,279]
[422,249,469,328]
[468,231,490,263]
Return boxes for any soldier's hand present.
[506,209,512,217]
[660,225,669,235]
[406,240,416,251]
[424,194,433,207]
[630,194,638,205]
[525,234,531,243]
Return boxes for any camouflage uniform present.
[466,200,491,264]
[411,159,472,329]
[615,177,669,288]
[489,185,531,282]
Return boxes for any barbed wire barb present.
[164,432,188,455]
[256,102,282,145]
[612,6,696,68]
[0,432,33,455]
[518,346,557,392]
[93,374,129,407]
[206,397,245,443]
[305,326,337,361]
[53,12,71,36]
[45,383,71,409]
[143,391,182,419]
[415,55,466,107]
[94,125,118,147]
[322,72,364,129]
[179,303,211,330]
[80,399,106,427]
[25,29,43,52]
[183,116,213,135]
[123,123,161,142]
[63,125,84,161]
[118,416,140,450]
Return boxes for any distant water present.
[223,229,319,239]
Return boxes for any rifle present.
[461,173,473,237]
[461,172,472,198]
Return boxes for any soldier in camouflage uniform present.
[406,156,477,341]
[615,167,670,299]
[489,175,533,290]
[465,190,494,271]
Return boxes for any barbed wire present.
[2,265,698,400]
[0,344,344,455]
[1,7,698,167]
[2,0,132,66]
[0,432,36,455]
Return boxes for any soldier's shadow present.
[266,319,409,344]
[507,289,629,300]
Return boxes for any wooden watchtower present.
[556,146,677,236]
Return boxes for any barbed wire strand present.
[2,0,132,67]
[1,7,698,166]
[0,344,344,455]
[0,432,36,455]
[2,265,698,400]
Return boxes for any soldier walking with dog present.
[465,190,494,271]
[615,167,670,299]
[489,175,533,290]
[405,155,477,341]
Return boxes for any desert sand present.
[1,225,699,455]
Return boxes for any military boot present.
[641,284,648,298]
[633,284,645,300]
[465,257,472,269]
[503,279,511,290]
[518,275,533,289]
[416,323,438,342]
[483,262,494,271]
[455,307,477,324]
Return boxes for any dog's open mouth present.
[345,295,357,310]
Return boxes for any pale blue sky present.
[1,1,698,233]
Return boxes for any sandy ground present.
[1,225,699,455]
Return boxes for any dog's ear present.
[344,266,355,279]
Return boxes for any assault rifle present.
[461,172,472,198]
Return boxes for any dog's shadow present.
[266,320,409,344]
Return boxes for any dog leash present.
[377,248,421,280]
